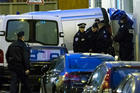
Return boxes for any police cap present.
[78,23,86,28]
[95,18,100,22]
[17,31,24,38]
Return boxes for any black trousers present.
[10,70,31,93]
[119,44,134,61]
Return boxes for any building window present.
[116,0,133,13]
[95,0,102,7]
[127,0,133,13]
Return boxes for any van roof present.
[23,8,103,19]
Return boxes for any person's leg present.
[18,72,32,93]
[22,75,32,93]
[10,71,18,93]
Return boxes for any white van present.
[25,8,109,51]
[0,15,63,67]
[0,8,109,67]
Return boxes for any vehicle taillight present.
[102,69,112,93]
[0,49,4,63]
[64,73,80,82]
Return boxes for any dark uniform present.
[73,23,88,52]
[6,31,31,93]
[114,16,133,60]
[96,23,113,54]
[86,23,98,52]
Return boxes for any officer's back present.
[86,23,99,52]
[96,21,112,53]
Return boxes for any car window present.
[122,78,134,93]
[89,65,107,89]
[48,56,64,71]
[48,58,59,71]
[55,56,65,71]
[135,78,140,93]
[111,68,140,90]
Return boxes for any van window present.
[6,20,58,45]
[36,21,58,45]
[7,20,29,41]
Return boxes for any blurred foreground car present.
[116,73,140,93]
[83,61,140,93]
[41,53,115,93]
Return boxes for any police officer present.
[6,31,31,93]
[86,23,99,52]
[96,20,113,54]
[114,14,134,61]
[73,23,88,52]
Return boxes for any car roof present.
[104,61,140,69]
[65,53,114,59]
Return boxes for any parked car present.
[40,53,115,93]
[82,61,140,93]
[116,73,140,93]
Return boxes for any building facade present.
[90,0,133,14]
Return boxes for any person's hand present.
[25,69,30,75]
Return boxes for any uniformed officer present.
[73,23,88,53]
[86,23,99,52]
[96,20,113,54]
[114,14,134,61]
[6,31,32,93]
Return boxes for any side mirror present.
[41,65,48,73]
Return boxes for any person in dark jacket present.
[6,31,31,93]
[86,18,101,32]
[96,21,113,54]
[114,14,134,61]
[86,23,99,52]
[73,23,88,52]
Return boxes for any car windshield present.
[68,57,112,69]
[111,68,140,90]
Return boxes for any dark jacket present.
[73,31,88,52]
[86,28,98,52]
[114,23,133,60]
[96,26,113,53]
[6,39,30,71]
